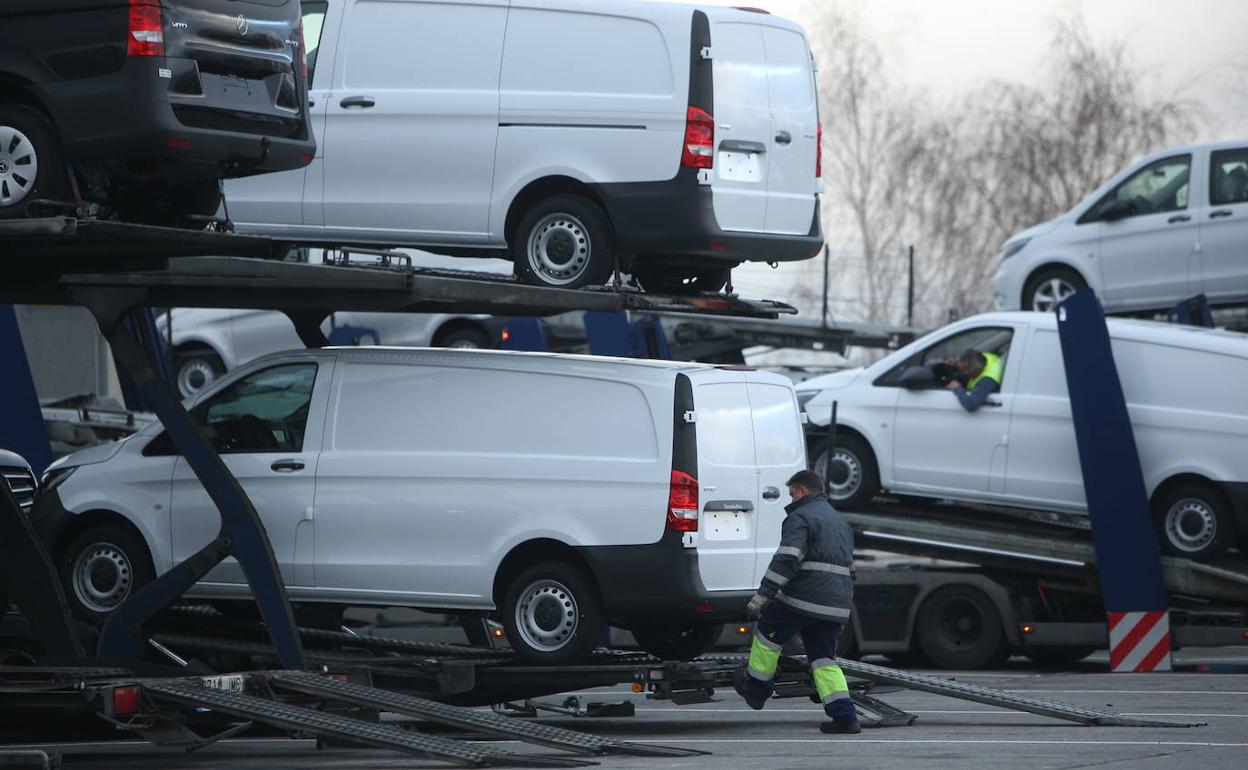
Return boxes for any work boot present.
[732,667,769,710]
[819,718,862,735]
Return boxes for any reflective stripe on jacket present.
[757,493,854,621]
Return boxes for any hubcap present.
[527,213,591,286]
[72,542,133,613]
[1164,498,1217,553]
[937,598,985,650]
[514,579,578,652]
[1031,277,1077,312]
[820,448,862,501]
[0,125,38,208]
[177,359,218,397]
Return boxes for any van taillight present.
[297,18,309,82]
[681,106,714,169]
[815,122,822,178]
[666,470,699,531]
[127,0,164,57]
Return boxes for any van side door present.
[745,377,807,588]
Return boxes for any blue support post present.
[0,305,54,477]
[584,312,633,357]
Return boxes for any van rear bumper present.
[591,169,823,265]
[575,532,753,623]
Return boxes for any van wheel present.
[512,195,615,289]
[175,350,225,398]
[1153,483,1235,561]
[436,326,492,350]
[631,622,720,661]
[502,562,605,663]
[915,585,1009,670]
[632,262,731,295]
[0,105,66,219]
[813,433,879,511]
[59,525,155,623]
[1022,267,1086,312]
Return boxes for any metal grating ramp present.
[269,671,704,758]
[836,658,1205,727]
[143,679,596,768]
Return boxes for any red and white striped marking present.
[1108,611,1172,672]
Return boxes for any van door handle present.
[340,96,375,108]
[774,130,792,145]
[271,459,305,472]
[705,500,755,512]
[1168,214,1191,224]
[1210,209,1233,219]
[762,487,781,501]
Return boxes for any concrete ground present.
[14,647,1248,770]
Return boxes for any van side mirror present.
[1100,198,1134,222]
[899,366,936,389]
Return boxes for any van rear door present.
[744,375,807,586]
[758,25,819,234]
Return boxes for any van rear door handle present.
[762,487,782,501]
[774,130,792,145]
[705,500,755,512]
[271,459,305,472]
[1210,209,1233,219]
[1168,214,1191,223]
[339,96,375,108]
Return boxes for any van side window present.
[1210,148,1248,206]
[1080,155,1191,223]
[875,327,1014,388]
[301,1,329,87]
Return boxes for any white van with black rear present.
[226,0,824,292]
[35,349,807,662]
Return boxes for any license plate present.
[200,674,246,692]
[717,150,762,182]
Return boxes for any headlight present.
[40,465,76,493]
[1000,237,1031,260]
[796,391,818,411]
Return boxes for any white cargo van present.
[35,349,807,662]
[798,312,1248,561]
[225,0,824,292]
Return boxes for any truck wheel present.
[631,622,720,661]
[59,525,155,623]
[1023,646,1096,666]
[1153,483,1235,561]
[632,262,731,295]
[175,351,225,398]
[915,585,1009,670]
[502,562,605,664]
[813,433,879,511]
[0,105,65,219]
[512,195,615,289]
[1022,266,1086,312]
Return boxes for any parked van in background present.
[34,349,807,663]
[226,0,824,292]
[799,312,1248,561]
[994,141,1248,314]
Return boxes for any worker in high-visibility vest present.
[734,470,859,735]
[946,350,1003,412]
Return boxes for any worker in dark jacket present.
[734,469,859,734]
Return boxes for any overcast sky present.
[705,0,1248,306]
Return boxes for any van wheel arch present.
[808,427,881,510]
[1021,263,1088,312]
[55,509,155,570]
[503,176,617,248]
[492,539,600,607]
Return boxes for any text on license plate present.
[200,674,246,692]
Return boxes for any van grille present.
[1,466,37,514]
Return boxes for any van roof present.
[252,346,723,375]
[964,311,1248,357]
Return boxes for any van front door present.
[316,0,506,244]
[169,361,328,592]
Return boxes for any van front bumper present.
[592,168,823,265]
[575,532,753,624]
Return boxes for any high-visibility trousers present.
[742,601,855,721]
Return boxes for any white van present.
[35,349,806,662]
[993,140,1248,314]
[798,312,1248,561]
[225,0,824,292]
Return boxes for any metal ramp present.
[836,657,1204,728]
[267,671,705,758]
[143,679,597,768]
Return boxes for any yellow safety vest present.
[967,352,1003,390]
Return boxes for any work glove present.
[746,593,770,619]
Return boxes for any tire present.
[0,104,66,219]
[436,326,492,350]
[1023,646,1096,667]
[59,525,155,624]
[631,622,721,661]
[915,585,1009,670]
[501,562,605,664]
[175,351,225,398]
[812,433,880,511]
[512,195,615,289]
[1021,266,1087,313]
[117,179,222,229]
[1153,482,1236,561]
[632,262,731,295]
